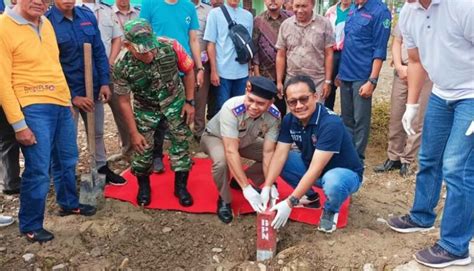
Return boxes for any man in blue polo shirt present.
[46,0,126,186]
[337,0,391,162]
[260,75,364,233]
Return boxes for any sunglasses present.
[285,95,312,108]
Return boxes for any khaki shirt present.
[82,2,123,57]
[112,4,139,32]
[205,95,281,148]
[195,1,212,52]
[276,15,334,89]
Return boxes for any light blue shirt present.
[399,0,474,100]
[140,0,199,55]
[203,4,253,80]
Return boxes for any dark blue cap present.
[247,76,277,100]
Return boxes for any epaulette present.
[99,1,112,8]
[134,5,141,11]
[232,104,246,116]
[268,105,281,119]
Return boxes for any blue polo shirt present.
[278,103,364,178]
[46,6,109,100]
[0,1,5,13]
[338,0,391,81]
[140,0,199,55]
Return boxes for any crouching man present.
[261,75,364,233]
[113,18,196,207]
[200,77,281,223]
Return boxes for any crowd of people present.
[0,0,472,268]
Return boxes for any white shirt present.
[399,0,474,100]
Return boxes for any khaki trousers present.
[387,71,433,164]
[200,132,265,203]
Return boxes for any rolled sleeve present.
[372,9,392,60]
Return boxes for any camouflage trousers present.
[131,96,192,176]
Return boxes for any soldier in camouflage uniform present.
[113,18,196,207]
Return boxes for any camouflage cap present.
[123,18,159,53]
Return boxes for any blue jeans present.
[215,77,248,113]
[19,104,79,233]
[281,151,362,213]
[340,80,372,161]
[409,94,474,256]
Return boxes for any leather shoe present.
[24,228,54,243]
[373,159,402,173]
[399,163,412,177]
[217,197,233,224]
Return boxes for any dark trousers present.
[0,107,21,192]
[324,50,341,111]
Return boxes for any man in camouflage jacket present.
[114,18,196,207]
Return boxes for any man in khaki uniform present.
[200,77,281,224]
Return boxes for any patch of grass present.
[369,100,391,150]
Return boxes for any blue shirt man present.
[260,75,363,234]
[140,0,199,55]
[46,5,110,100]
[337,0,391,161]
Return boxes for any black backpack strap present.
[220,5,234,28]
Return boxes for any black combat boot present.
[136,175,151,206]
[174,171,193,207]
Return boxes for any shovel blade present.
[79,173,106,208]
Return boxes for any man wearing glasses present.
[260,75,363,233]
[0,0,96,243]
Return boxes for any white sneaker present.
[0,215,14,227]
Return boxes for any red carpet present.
[104,156,350,228]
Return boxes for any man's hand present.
[335,76,341,87]
[396,65,408,81]
[276,81,284,99]
[402,104,419,136]
[196,70,204,87]
[181,103,195,125]
[243,185,264,213]
[99,85,111,103]
[15,128,36,146]
[270,199,292,229]
[130,132,148,154]
[72,96,94,112]
[210,71,220,86]
[322,82,331,99]
[358,81,375,98]
[261,185,279,209]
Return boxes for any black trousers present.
[0,107,21,191]
[324,50,342,111]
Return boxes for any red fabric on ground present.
[104,156,350,228]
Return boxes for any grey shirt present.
[205,95,281,148]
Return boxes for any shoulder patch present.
[99,1,112,8]
[232,104,246,116]
[268,106,281,119]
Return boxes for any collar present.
[49,6,83,24]
[224,3,240,11]
[5,6,45,26]
[293,13,316,26]
[410,0,441,10]
[263,9,284,20]
[112,3,138,15]
[358,0,377,11]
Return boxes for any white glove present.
[261,185,279,209]
[402,104,419,136]
[270,199,292,229]
[243,185,264,213]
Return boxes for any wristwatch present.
[368,77,378,86]
[288,196,299,208]
[185,99,195,106]
[324,79,332,85]
[197,66,205,72]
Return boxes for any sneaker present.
[414,243,471,268]
[0,215,14,227]
[387,214,434,233]
[24,228,54,243]
[98,165,127,186]
[58,204,97,217]
[318,210,338,233]
[297,193,321,209]
[153,157,165,174]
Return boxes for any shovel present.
[79,43,106,207]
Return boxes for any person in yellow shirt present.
[0,0,96,243]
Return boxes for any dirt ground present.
[0,61,447,270]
